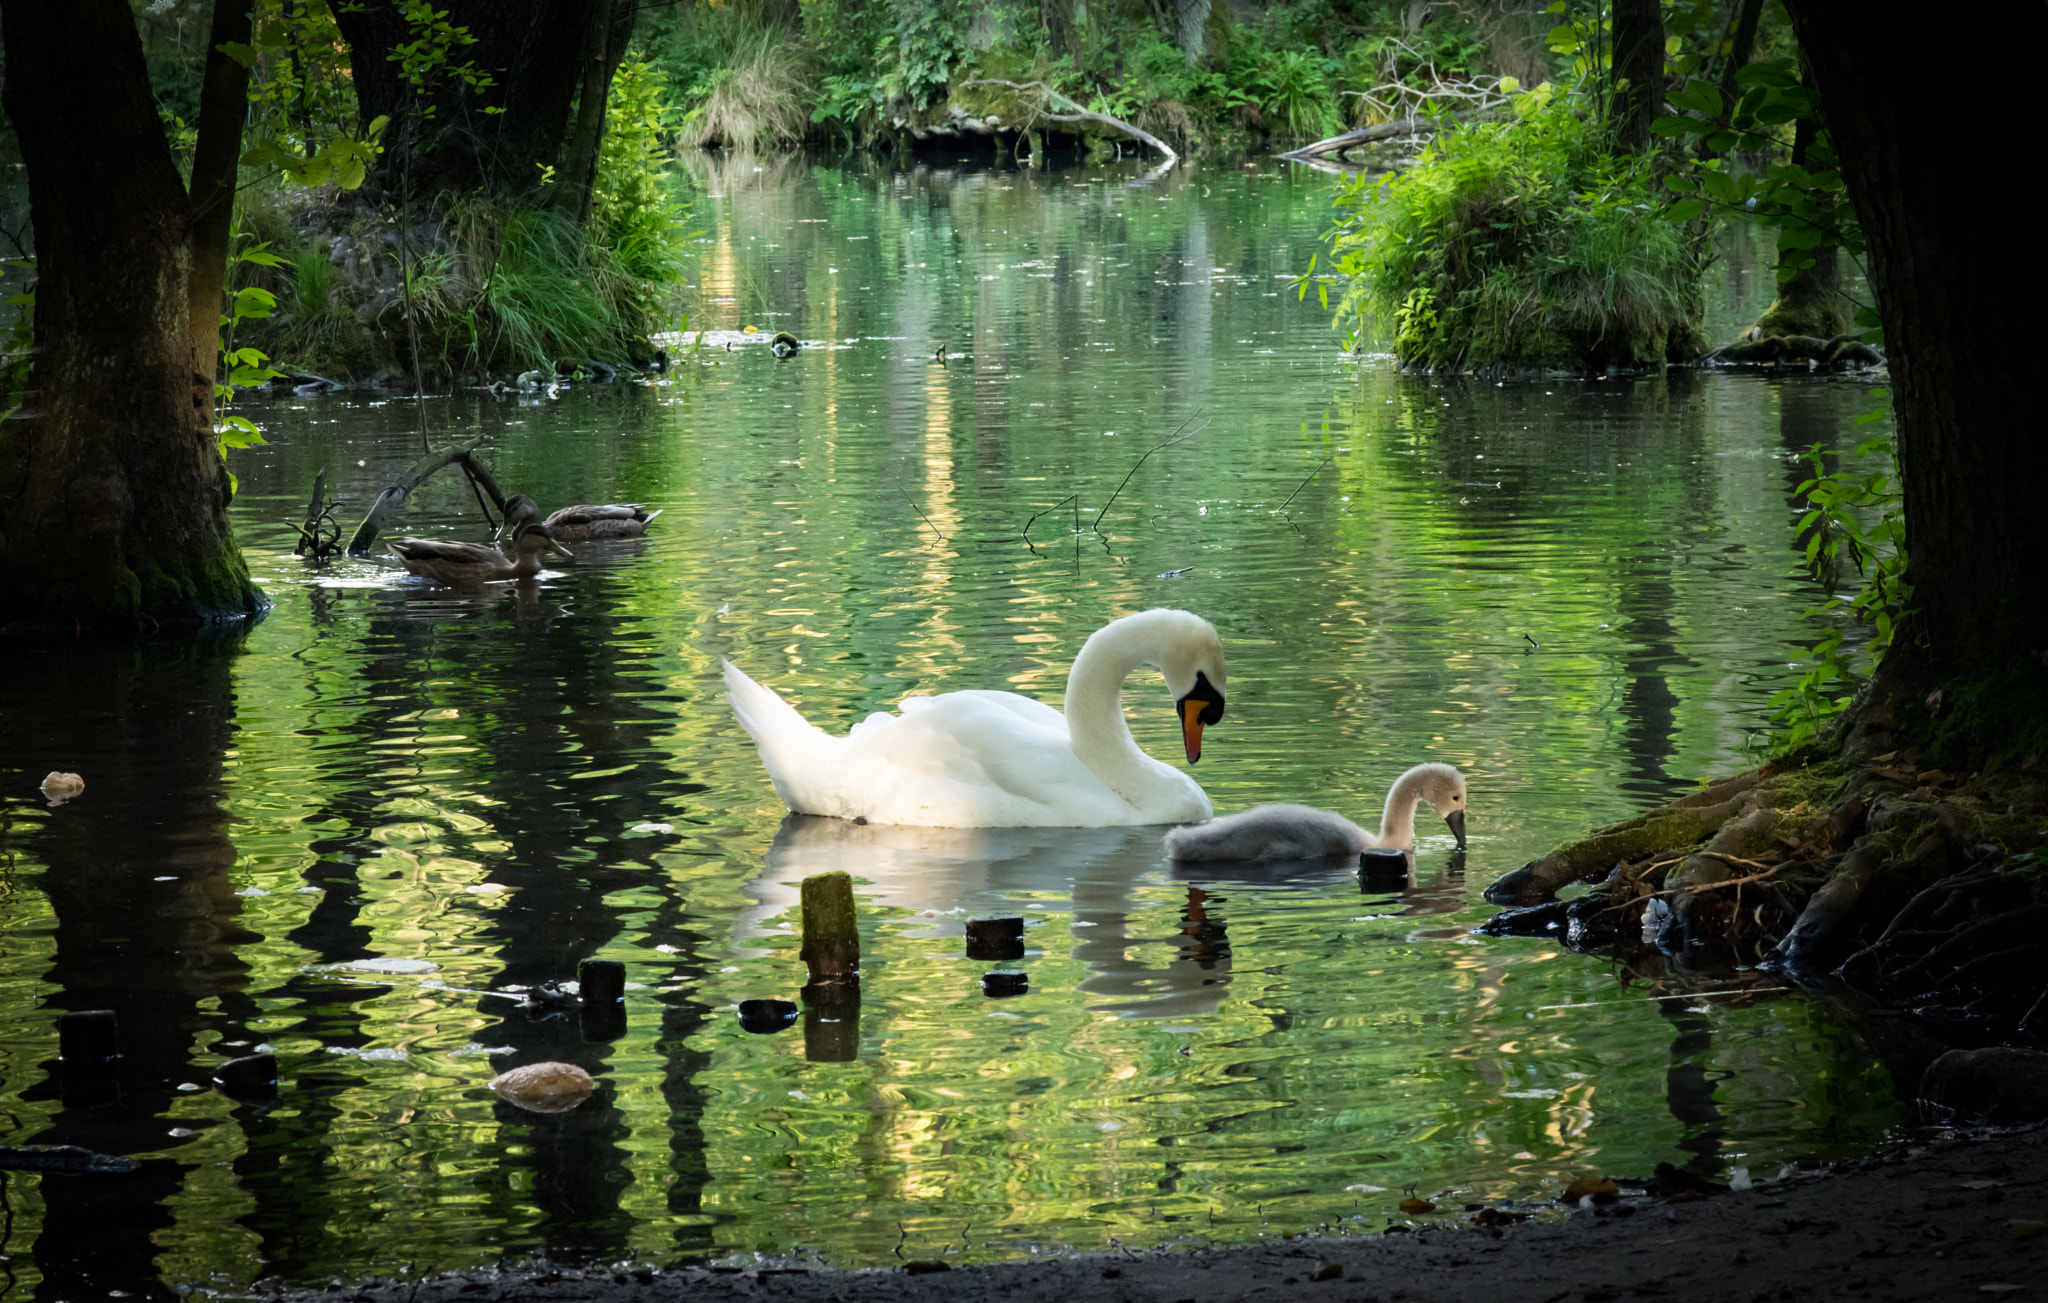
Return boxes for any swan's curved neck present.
[1064,619,1167,805]
[1377,767,1431,848]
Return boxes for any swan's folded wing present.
[851,692,1135,825]
[895,688,1066,730]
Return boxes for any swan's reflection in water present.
[742,818,1472,1021]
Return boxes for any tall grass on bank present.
[1319,88,1703,372]
[677,30,812,151]
[238,60,688,378]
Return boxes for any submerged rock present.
[1919,1047,2048,1125]
[487,1061,596,1114]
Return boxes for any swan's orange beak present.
[1175,670,1225,765]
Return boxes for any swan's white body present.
[723,609,1227,828]
[1162,762,1467,861]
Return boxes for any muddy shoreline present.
[277,1123,2047,1303]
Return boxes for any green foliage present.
[1654,57,1868,323]
[1766,421,1912,749]
[1230,47,1340,139]
[888,0,965,110]
[215,239,289,496]
[385,0,501,117]
[1314,86,1702,368]
[592,61,690,295]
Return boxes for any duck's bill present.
[1444,809,1467,851]
[545,537,575,559]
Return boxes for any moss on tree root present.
[1483,721,2048,1046]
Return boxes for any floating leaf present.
[1398,1196,1436,1214]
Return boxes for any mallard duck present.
[499,494,659,542]
[723,608,1227,828]
[391,521,571,585]
[1162,763,1469,861]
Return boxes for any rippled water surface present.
[0,154,1901,1298]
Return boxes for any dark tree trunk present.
[1714,0,1764,98]
[0,0,262,635]
[1751,115,1841,340]
[1785,1,2048,756]
[1610,0,1664,156]
[335,0,611,198]
[563,0,637,227]
[186,0,256,410]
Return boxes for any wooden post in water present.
[799,872,860,1061]
[799,872,859,991]
[57,1010,119,1105]
[579,959,627,1042]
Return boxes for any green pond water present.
[0,152,1903,1299]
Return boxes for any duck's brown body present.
[541,503,660,540]
[392,522,569,585]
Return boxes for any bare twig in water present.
[1022,493,1078,554]
[894,480,947,545]
[1092,414,1207,537]
[1277,455,1334,516]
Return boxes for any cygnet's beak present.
[1175,671,1226,765]
[1444,808,1468,851]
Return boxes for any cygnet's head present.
[1097,609,1227,763]
[1410,762,1468,850]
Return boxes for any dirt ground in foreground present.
[280,1124,2048,1303]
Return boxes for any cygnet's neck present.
[1376,764,1436,849]
[1064,613,1176,806]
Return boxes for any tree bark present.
[186,0,256,413]
[0,0,262,635]
[563,0,636,228]
[1784,1,2048,752]
[336,0,612,198]
[1750,114,1841,340]
[1610,0,1664,156]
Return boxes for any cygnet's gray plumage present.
[1162,762,1468,862]
[1162,803,1370,861]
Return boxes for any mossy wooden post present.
[799,872,859,992]
[799,871,860,1062]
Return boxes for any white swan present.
[1162,762,1468,861]
[723,608,1227,828]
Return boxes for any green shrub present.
[1318,87,1703,370]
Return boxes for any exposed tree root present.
[1480,747,2048,1047]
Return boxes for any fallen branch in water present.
[960,79,1177,163]
[1092,415,1206,537]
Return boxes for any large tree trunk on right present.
[1785,0,2048,758]
[0,0,261,635]
[336,0,613,198]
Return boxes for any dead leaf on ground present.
[1667,1190,1707,1204]
[1310,1260,1342,1281]
[1471,1207,1529,1225]
[1563,1176,1620,1203]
